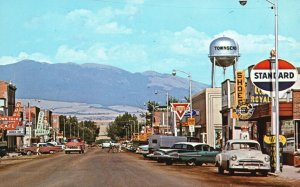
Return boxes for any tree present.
[107,112,138,141]
[59,115,98,144]
[168,96,179,105]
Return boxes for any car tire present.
[26,151,32,156]
[260,171,268,176]
[166,160,173,165]
[186,159,196,166]
[65,151,69,154]
[251,171,256,176]
[229,169,234,175]
[218,166,224,174]
[196,162,203,166]
[49,150,54,154]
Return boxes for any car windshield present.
[231,142,260,150]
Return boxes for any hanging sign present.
[235,103,255,120]
[0,102,21,130]
[235,70,246,105]
[250,59,298,95]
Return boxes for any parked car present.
[147,142,205,163]
[136,145,149,155]
[0,146,8,157]
[215,139,270,176]
[0,141,8,157]
[19,143,62,155]
[47,142,65,150]
[148,135,199,153]
[167,144,219,166]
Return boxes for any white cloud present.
[159,27,300,63]
[159,27,211,56]
[108,44,148,63]
[126,0,144,5]
[26,1,142,35]
[55,43,148,66]
[55,45,107,63]
[96,22,132,34]
[215,30,300,58]
[0,52,51,65]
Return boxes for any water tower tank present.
[209,37,239,67]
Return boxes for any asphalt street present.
[0,148,299,187]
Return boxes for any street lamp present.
[154,90,170,134]
[145,102,159,134]
[238,0,280,173]
[172,69,193,136]
[129,120,137,139]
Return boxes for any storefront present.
[192,88,222,148]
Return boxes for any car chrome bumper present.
[229,165,270,171]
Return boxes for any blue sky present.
[0,0,299,85]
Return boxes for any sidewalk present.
[273,165,300,181]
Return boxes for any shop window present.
[281,120,294,139]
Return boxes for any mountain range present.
[0,60,209,107]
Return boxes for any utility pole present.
[63,119,65,140]
[77,123,79,138]
[69,121,71,138]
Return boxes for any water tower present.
[209,37,240,88]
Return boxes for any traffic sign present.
[250,59,298,92]
[189,125,195,133]
[171,103,190,120]
[187,118,195,126]
[184,110,198,117]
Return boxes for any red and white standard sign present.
[171,103,190,120]
[250,59,298,92]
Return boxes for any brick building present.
[0,80,17,151]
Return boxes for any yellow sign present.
[235,103,255,120]
[187,118,195,126]
[235,70,246,105]
[263,135,287,145]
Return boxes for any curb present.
[268,172,279,177]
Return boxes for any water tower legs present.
[212,57,216,88]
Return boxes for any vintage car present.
[166,144,219,166]
[136,145,149,155]
[0,141,8,157]
[215,139,270,176]
[19,143,62,155]
[147,142,206,163]
[65,138,85,154]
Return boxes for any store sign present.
[0,102,21,130]
[250,86,271,104]
[35,111,49,136]
[235,70,246,105]
[263,135,287,145]
[235,103,255,120]
[250,59,298,94]
[7,129,24,136]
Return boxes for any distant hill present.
[0,60,209,106]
